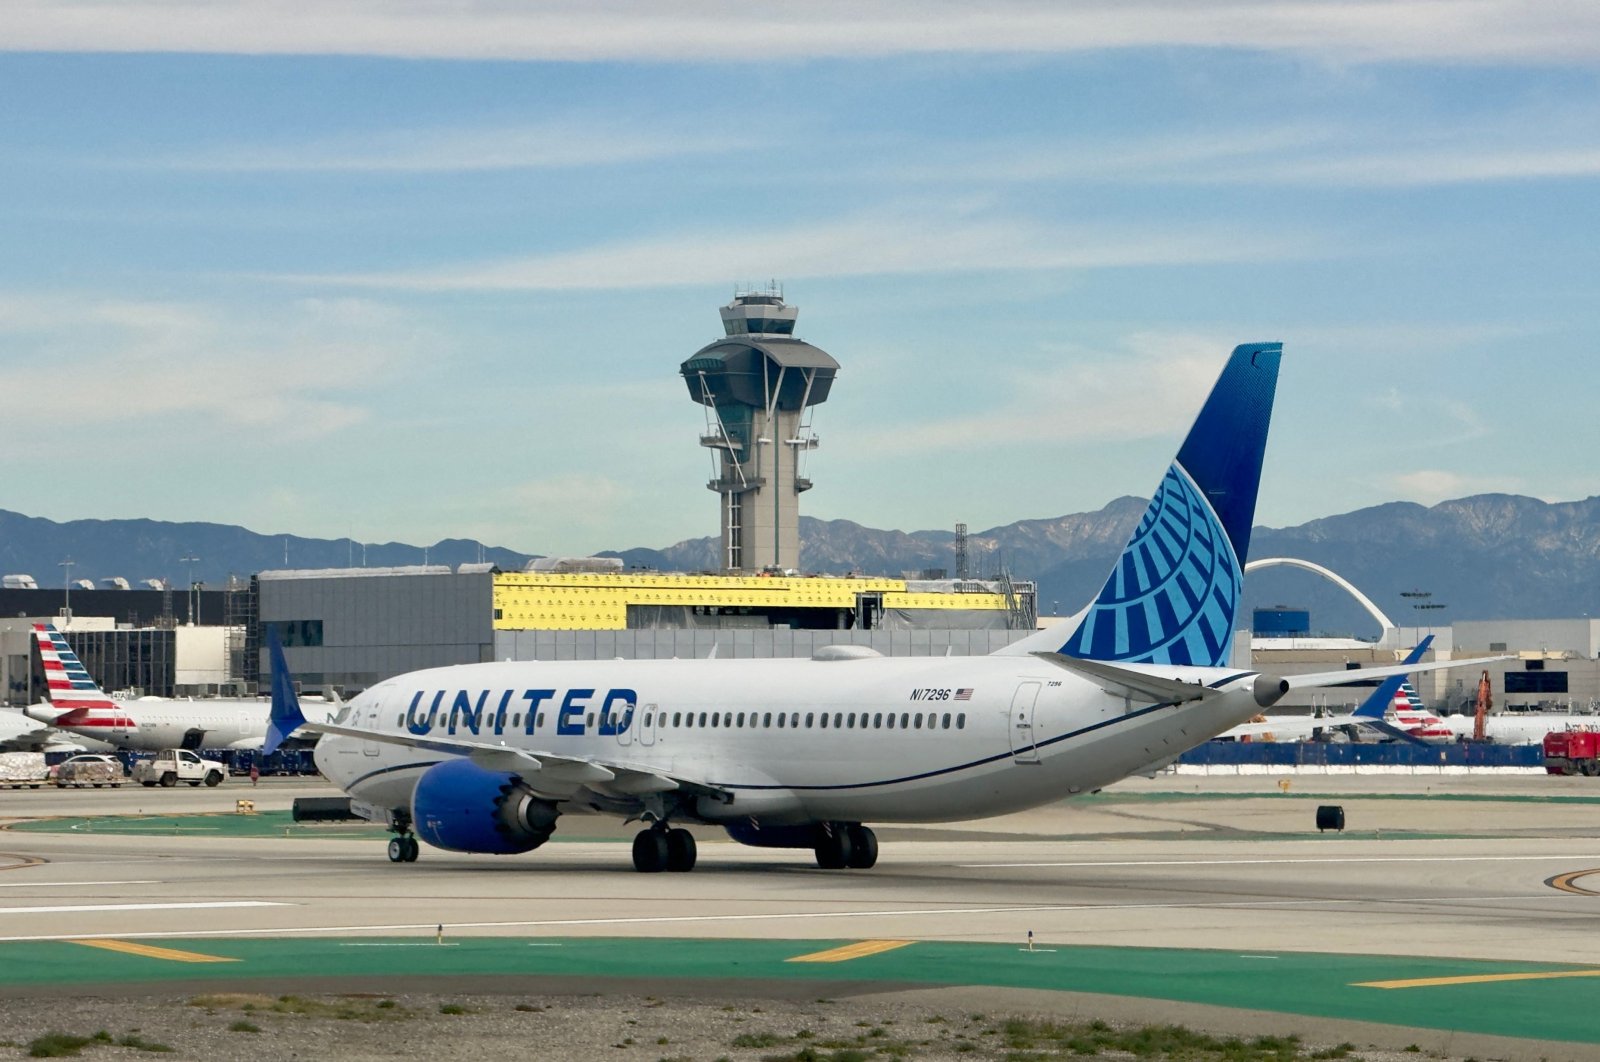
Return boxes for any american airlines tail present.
[998,342,1281,664]
[32,624,116,713]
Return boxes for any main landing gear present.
[631,824,697,873]
[815,823,877,870]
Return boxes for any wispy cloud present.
[0,293,427,450]
[854,332,1232,456]
[879,115,1600,191]
[5,1,1600,64]
[145,121,744,174]
[1387,469,1521,503]
[271,211,1322,291]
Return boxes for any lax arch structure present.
[1242,557,1397,632]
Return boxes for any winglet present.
[264,627,305,755]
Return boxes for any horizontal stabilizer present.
[1286,656,1508,691]
[1355,717,1434,747]
[1032,653,1218,704]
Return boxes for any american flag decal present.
[954,688,973,701]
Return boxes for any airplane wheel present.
[846,825,878,869]
[402,836,420,862]
[814,825,853,870]
[160,773,177,788]
[665,828,697,872]
[632,829,669,873]
[205,771,223,787]
[387,837,406,863]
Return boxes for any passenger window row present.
[645,710,966,731]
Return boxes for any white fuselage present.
[25,697,324,752]
[315,655,1268,826]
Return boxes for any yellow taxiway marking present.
[72,939,239,964]
[787,939,915,964]
[1357,970,1600,990]
[1547,868,1600,896]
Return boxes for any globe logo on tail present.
[1059,462,1241,667]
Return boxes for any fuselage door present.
[362,695,382,757]
[614,696,635,748]
[638,703,658,747]
[1009,682,1042,764]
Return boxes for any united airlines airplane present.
[267,343,1493,872]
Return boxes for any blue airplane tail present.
[1346,636,1434,744]
[264,627,306,755]
[1012,342,1281,666]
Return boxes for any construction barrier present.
[1179,741,1543,768]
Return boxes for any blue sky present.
[2,2,1597,559]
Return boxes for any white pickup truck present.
[132,749,227,788]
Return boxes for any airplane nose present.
[1252,674,1290,708]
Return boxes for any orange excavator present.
[1472,670,1492,742]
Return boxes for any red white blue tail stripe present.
[34,623,117,711]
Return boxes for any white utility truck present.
[133,749,227,788]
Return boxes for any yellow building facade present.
[492,572,1012,632]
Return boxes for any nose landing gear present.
[387,834,419,863]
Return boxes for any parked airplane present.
[267,343,1500,872]
[1328,681,1593,745]
[0,706,103,753]
[23,625,318,752]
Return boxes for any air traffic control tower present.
[682,288,839,573]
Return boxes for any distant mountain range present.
[4,493,1596,638]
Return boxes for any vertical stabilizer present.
[33,624,115,709]
[998,343,1281,666]
[264,627,305,755]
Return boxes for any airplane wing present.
[263,626,721,801]
[1284,656,1508,690]
[1224,714,1360,739]
[298,717,720,800]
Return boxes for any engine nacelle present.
[412,759,560,855]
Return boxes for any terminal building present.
[252,565,1035,694]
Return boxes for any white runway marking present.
[961,855,1600,868]
[0,895,1543,944]
[0,880,160,889]
[0,901,286,915]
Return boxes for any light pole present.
[58,556,74,623]
[1401,588,1447,705]
[1399,589,1447,639]
[179,554,199,625]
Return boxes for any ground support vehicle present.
[1543,730,1600,775]
[0,752,49,789]
[55,754,126,788]
[132,749,227,788]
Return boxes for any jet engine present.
[411,758,560,854]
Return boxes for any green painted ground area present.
[1082,790,1600,806]
[2,936,1597,1046]
[1,811,625,842]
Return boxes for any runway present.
[3,774,1600,1053]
